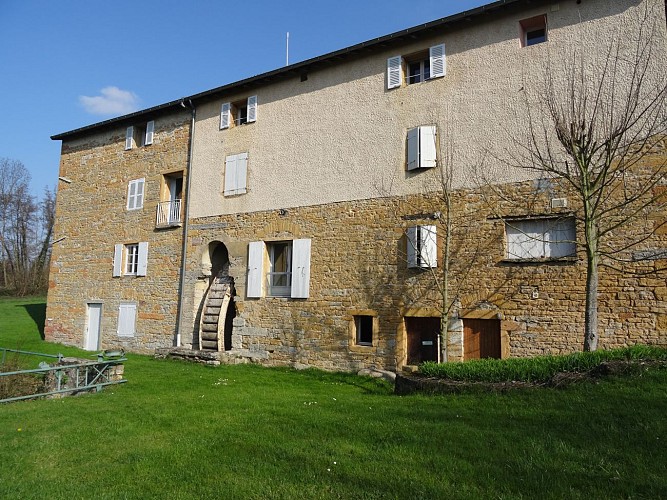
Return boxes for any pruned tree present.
[508,1,667,351]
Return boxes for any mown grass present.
[420,345,667,382]
[1,296,666,499]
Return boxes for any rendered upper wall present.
[189,0,666,218]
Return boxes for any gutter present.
[175,98,196,347]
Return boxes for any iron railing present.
[156,199,182,227]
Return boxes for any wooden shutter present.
[237,153,248,194]
[127,181,136,210]
[406,226,418,268]
[247,241,264,298]
[406,127,419,171]
[430,44,446,78]
[145,120,154,145]
[291,239,311,299]
[137,242,149,276]
[387,56,402,89]
[420,225,437,268]
[125,127,134,150]
[548,218,576,258]
[220,102,231,129]
[135,178,145,209]
[224,155,238,196]
[419,126,437,169]
[247,96,257,123]
[113,244,123,277]
[117,303,137,336]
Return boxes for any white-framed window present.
[520,15,547,47]
[407,125,437,170]
[113,242,148,277]
[407,225,437,268]
[354,315,374,346]
[127,178,145,210]
[125,121,154,150]
[387,44,446,89]
[117,302,137,337]
[220,96,257,129]
[247,239,311,299]
[224,153,248,196]
[505,217,575,260]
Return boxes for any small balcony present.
[156,200,182,228]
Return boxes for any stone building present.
[46,0,667,371]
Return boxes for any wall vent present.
[551,198,568,208]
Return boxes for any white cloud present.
[79,86,140,116]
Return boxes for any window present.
[407,126,437,170]
[224,153,248,196]
[387,44,446,89]
[505,218,575,260]
[520,15,547,47]
[113,242,148,277]
[220,96,257,129]
[407,225,437,268]
[127,178,145,210]
[125,121,154,150]
[355,315,374,346]
[117,303,137,337]
[268,241,292,297]
[247,239,311,299]
[156,172,183,227]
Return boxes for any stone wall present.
[45,111,191,352]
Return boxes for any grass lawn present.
[1,296,666,499]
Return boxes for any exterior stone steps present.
[197,278,232,351]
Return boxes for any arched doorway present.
[198,241,236,351]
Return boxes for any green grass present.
[1,297,666,499]
[420,346,667,383]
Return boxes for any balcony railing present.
[156,199,182,227]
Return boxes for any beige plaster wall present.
[189,0,665,219]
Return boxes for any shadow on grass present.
[20,303,46,340]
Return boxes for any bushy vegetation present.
[420,345,667,382]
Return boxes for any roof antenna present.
[286,32,290,66]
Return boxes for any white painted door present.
[84,303,102,351]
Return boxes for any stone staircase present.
[198,275,233,351]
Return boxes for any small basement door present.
[463,318,501,360]
[405,317,440,365]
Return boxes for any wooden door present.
[463,318,501,360]
[84,303,102,351]
[405,317,440,365]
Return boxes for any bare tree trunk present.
[584,250,599,351]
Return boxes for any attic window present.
[520,15,547,47]
[387,44,446,89]
[220,96,257,129]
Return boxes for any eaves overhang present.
[52,0,532,141]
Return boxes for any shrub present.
[419,345,667,383]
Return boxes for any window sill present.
[500,256,577,265]
[349,344,376,353]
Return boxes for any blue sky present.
[0,0,488,197]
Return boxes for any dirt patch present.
[394,360,667,395]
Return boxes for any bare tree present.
[509,2,667,351]
[0,158,55,296]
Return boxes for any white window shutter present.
[419,126,437,169]
[236,153,248,194]
[136,178,145,209]
[220,102,231,129]
[113,244,123,277]
[291,239,311,299]
[406,127,419,171]
[387,56,402,89]
[137,242,149,276]
[117,303,137,337]
[127,181,136,210]
[420,225,438,268]
[247,241,264,298]
[224,155,238,196]
[125,127,134,150]
[430,44,446,78]
[145,121,154,145]
[406,226,418,268]
[247,96,257,123]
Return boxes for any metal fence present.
[0,348,127,403]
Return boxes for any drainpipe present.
[175,98,196,347]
